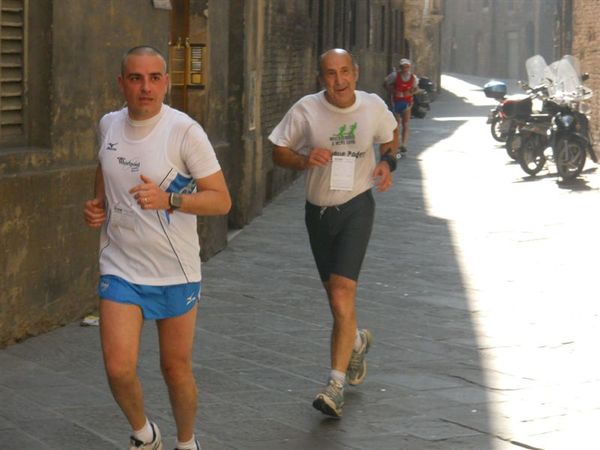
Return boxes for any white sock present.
[132,418,154,444]
[330,369,346,386]
[176,435,199,450]
[353,329,362,351]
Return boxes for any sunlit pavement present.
[1,74,599,449]
[415,73,600,449]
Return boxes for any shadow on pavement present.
[0,74,524,450]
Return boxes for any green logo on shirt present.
[331,122,357,146]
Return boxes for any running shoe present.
[312,379,344,418]
[347,328,373,386]
[174,440,201,450]
[129,421,163,450]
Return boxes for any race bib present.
[330,155,355,191]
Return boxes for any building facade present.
[559,0,600,154]
[442,0,555,80]
[0,0,443,347]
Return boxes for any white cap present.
[399,58,411,66]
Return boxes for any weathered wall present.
[262,0,319,203]
[0,2,170,347]
[571,0,600,154]
[442,0,555,80]
[404,0,443,93]
[1,0,446,347]
[351,0,405,100]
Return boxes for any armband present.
[380,153,397,172]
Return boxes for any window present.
[0,0,25,144]
[1,0,51,150]
[394,10,400,52]
[349,0,357,48]
[380,5,385,51]
[366,0,371,48]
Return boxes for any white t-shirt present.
[97,105,221,285]
[268,90,397,206]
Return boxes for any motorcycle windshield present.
[525,54,549,88]
[555,55,582,95]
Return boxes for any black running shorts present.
[304,189,375,282]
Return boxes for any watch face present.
[171,193,183,208]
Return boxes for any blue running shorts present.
[98,274,201,320]
[393,99,411,114]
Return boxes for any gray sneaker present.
[347,329,373,386]
[312,379,344,418]
[129,421,163,450]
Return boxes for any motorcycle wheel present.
[490,116,507,142]
[555,136,586,181]
[505,132,521,161]
[518,135,546,176]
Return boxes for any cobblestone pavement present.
[2,74,600,450]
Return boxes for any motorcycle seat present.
[529,113,551,122]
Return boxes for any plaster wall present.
[0,1,170,347]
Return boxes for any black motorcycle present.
[412,76,434,119]
[517,55,595,180]
[550,94,595,180]
[517,111,554,176]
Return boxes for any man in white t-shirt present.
[83,46,231,450]
[269,48,398,418]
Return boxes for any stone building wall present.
[570,0,600,155]
[404,0,443,93]
[0,1,171,347]
[1,0,444,347]
[442,0,555,81]
[260,1,319,204]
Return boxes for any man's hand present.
[129,174,169,210]
[83,198,106,228]
[372,161,393,192]
[306,148,332,169]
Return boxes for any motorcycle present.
[500,89,551,161]
[412,76,434,119]
[484,80,510,142]
[547,56,595,181]
[484,55,550,160]
[514,54,595,180]
[515,56,557,175]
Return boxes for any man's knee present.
[327,276,357,319]
[161,356,193,386]
[104,358,137,385]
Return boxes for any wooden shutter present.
[0,0,24,141]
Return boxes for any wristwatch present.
[380,153,397,172]
[169,192,183,209]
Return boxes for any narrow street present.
[1,74,599,450]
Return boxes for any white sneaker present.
[129,421,163,450]
[174,439,201,450]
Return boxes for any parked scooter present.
[516,56,557,175]
[484,55,550,159]
[484,80,510,142]
[547,56,596,180]
[412,76,434,118]
[514,55,595,180]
